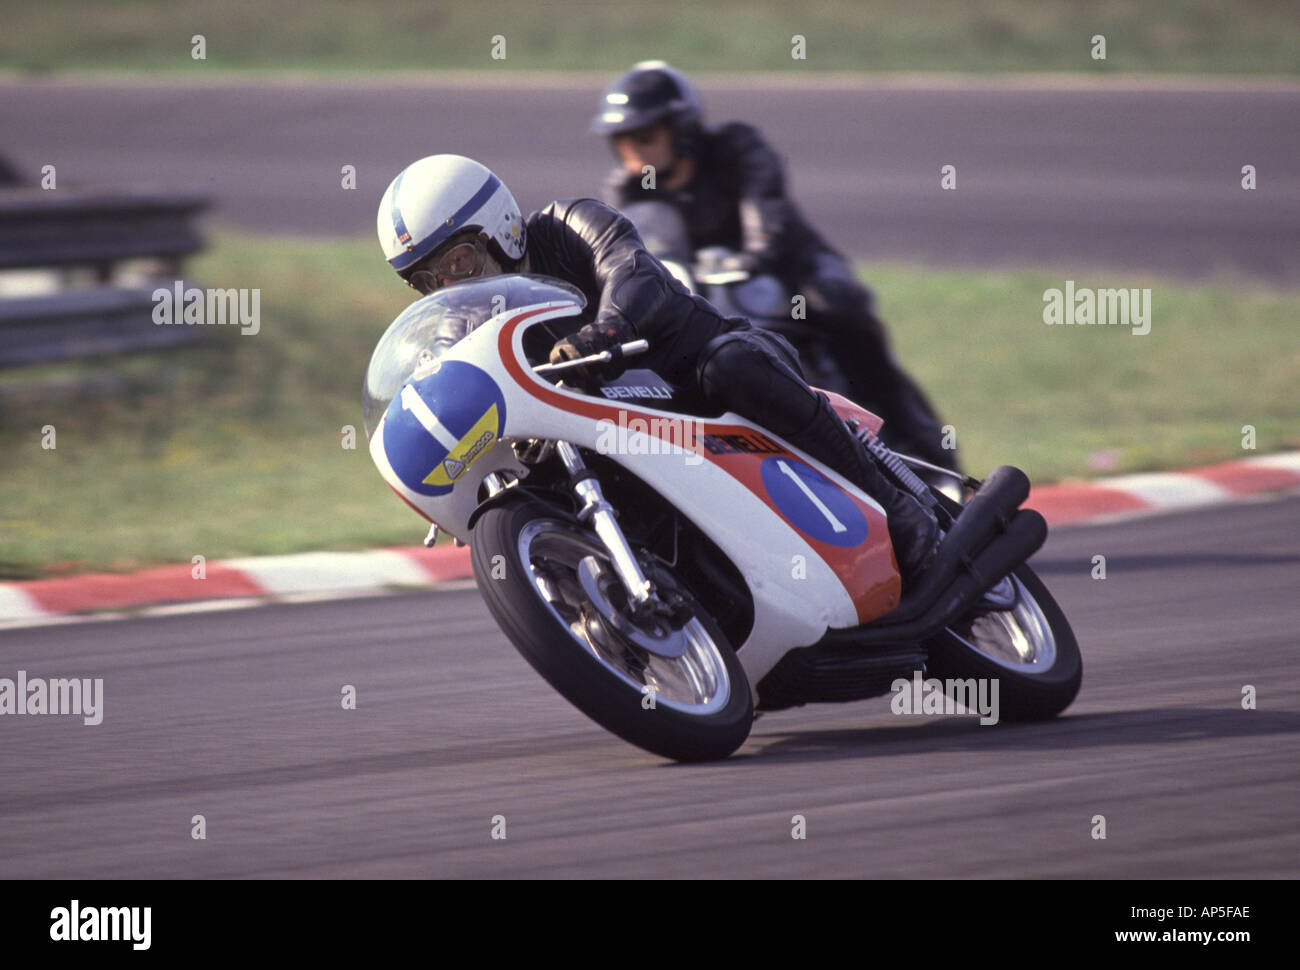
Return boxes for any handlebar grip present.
[532,339,650,375]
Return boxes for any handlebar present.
[532,339,649,375]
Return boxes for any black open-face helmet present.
[590,60,703,159]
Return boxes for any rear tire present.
[923,563,1082,721]
[922,489,1081,721]
[471,495,754,761]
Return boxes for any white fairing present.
[367,295,887,688]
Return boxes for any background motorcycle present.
[363,275,1081,761]
[622,200,962,495]
[623,200,852,396]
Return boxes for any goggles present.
[408,234,488,293]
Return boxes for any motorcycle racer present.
[591,60,958,476]
[376,153,940,586]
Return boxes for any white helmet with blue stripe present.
[377,155,526,279]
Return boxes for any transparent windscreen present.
[362,274,586,438]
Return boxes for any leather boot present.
[784,392,941,588]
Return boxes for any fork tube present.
[554,441,653,605]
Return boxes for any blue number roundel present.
[382,361,507,496]
[758,456,870,547]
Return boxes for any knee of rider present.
[699,335,803,421]
[696,334,747,396]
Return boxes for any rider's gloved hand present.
[548,322,629,383]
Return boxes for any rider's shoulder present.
[529,198,630,235]
[709,120,773,152]
[529,197,618,220]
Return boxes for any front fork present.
[554,441,655,607]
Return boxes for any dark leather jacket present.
[433,197,747,379]
[602,122,833,276]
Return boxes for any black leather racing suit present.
[431,197,828,446]
[603,122,957,472]
[428,197,939,576]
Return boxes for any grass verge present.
[4,1,1299,76]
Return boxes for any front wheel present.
[471,496,754,761]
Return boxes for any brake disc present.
[576,556,690,659]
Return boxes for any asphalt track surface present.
[2,76,1298,283]
[2,493,1297,878]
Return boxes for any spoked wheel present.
[471,496,753,761]
[923,492,1082,721]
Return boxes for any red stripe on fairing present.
[498,309,901,623]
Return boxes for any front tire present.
[471,496,754,761]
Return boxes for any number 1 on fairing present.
[400,383,460,451]
[777,460,847,533]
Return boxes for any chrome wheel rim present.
[944,573,1058,674]
[516,519,732,714]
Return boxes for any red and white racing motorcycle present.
[363,275,1080,761]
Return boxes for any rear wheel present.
[471,496,753,761]
[922,491,1082,721]
[924,564,1081,721]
